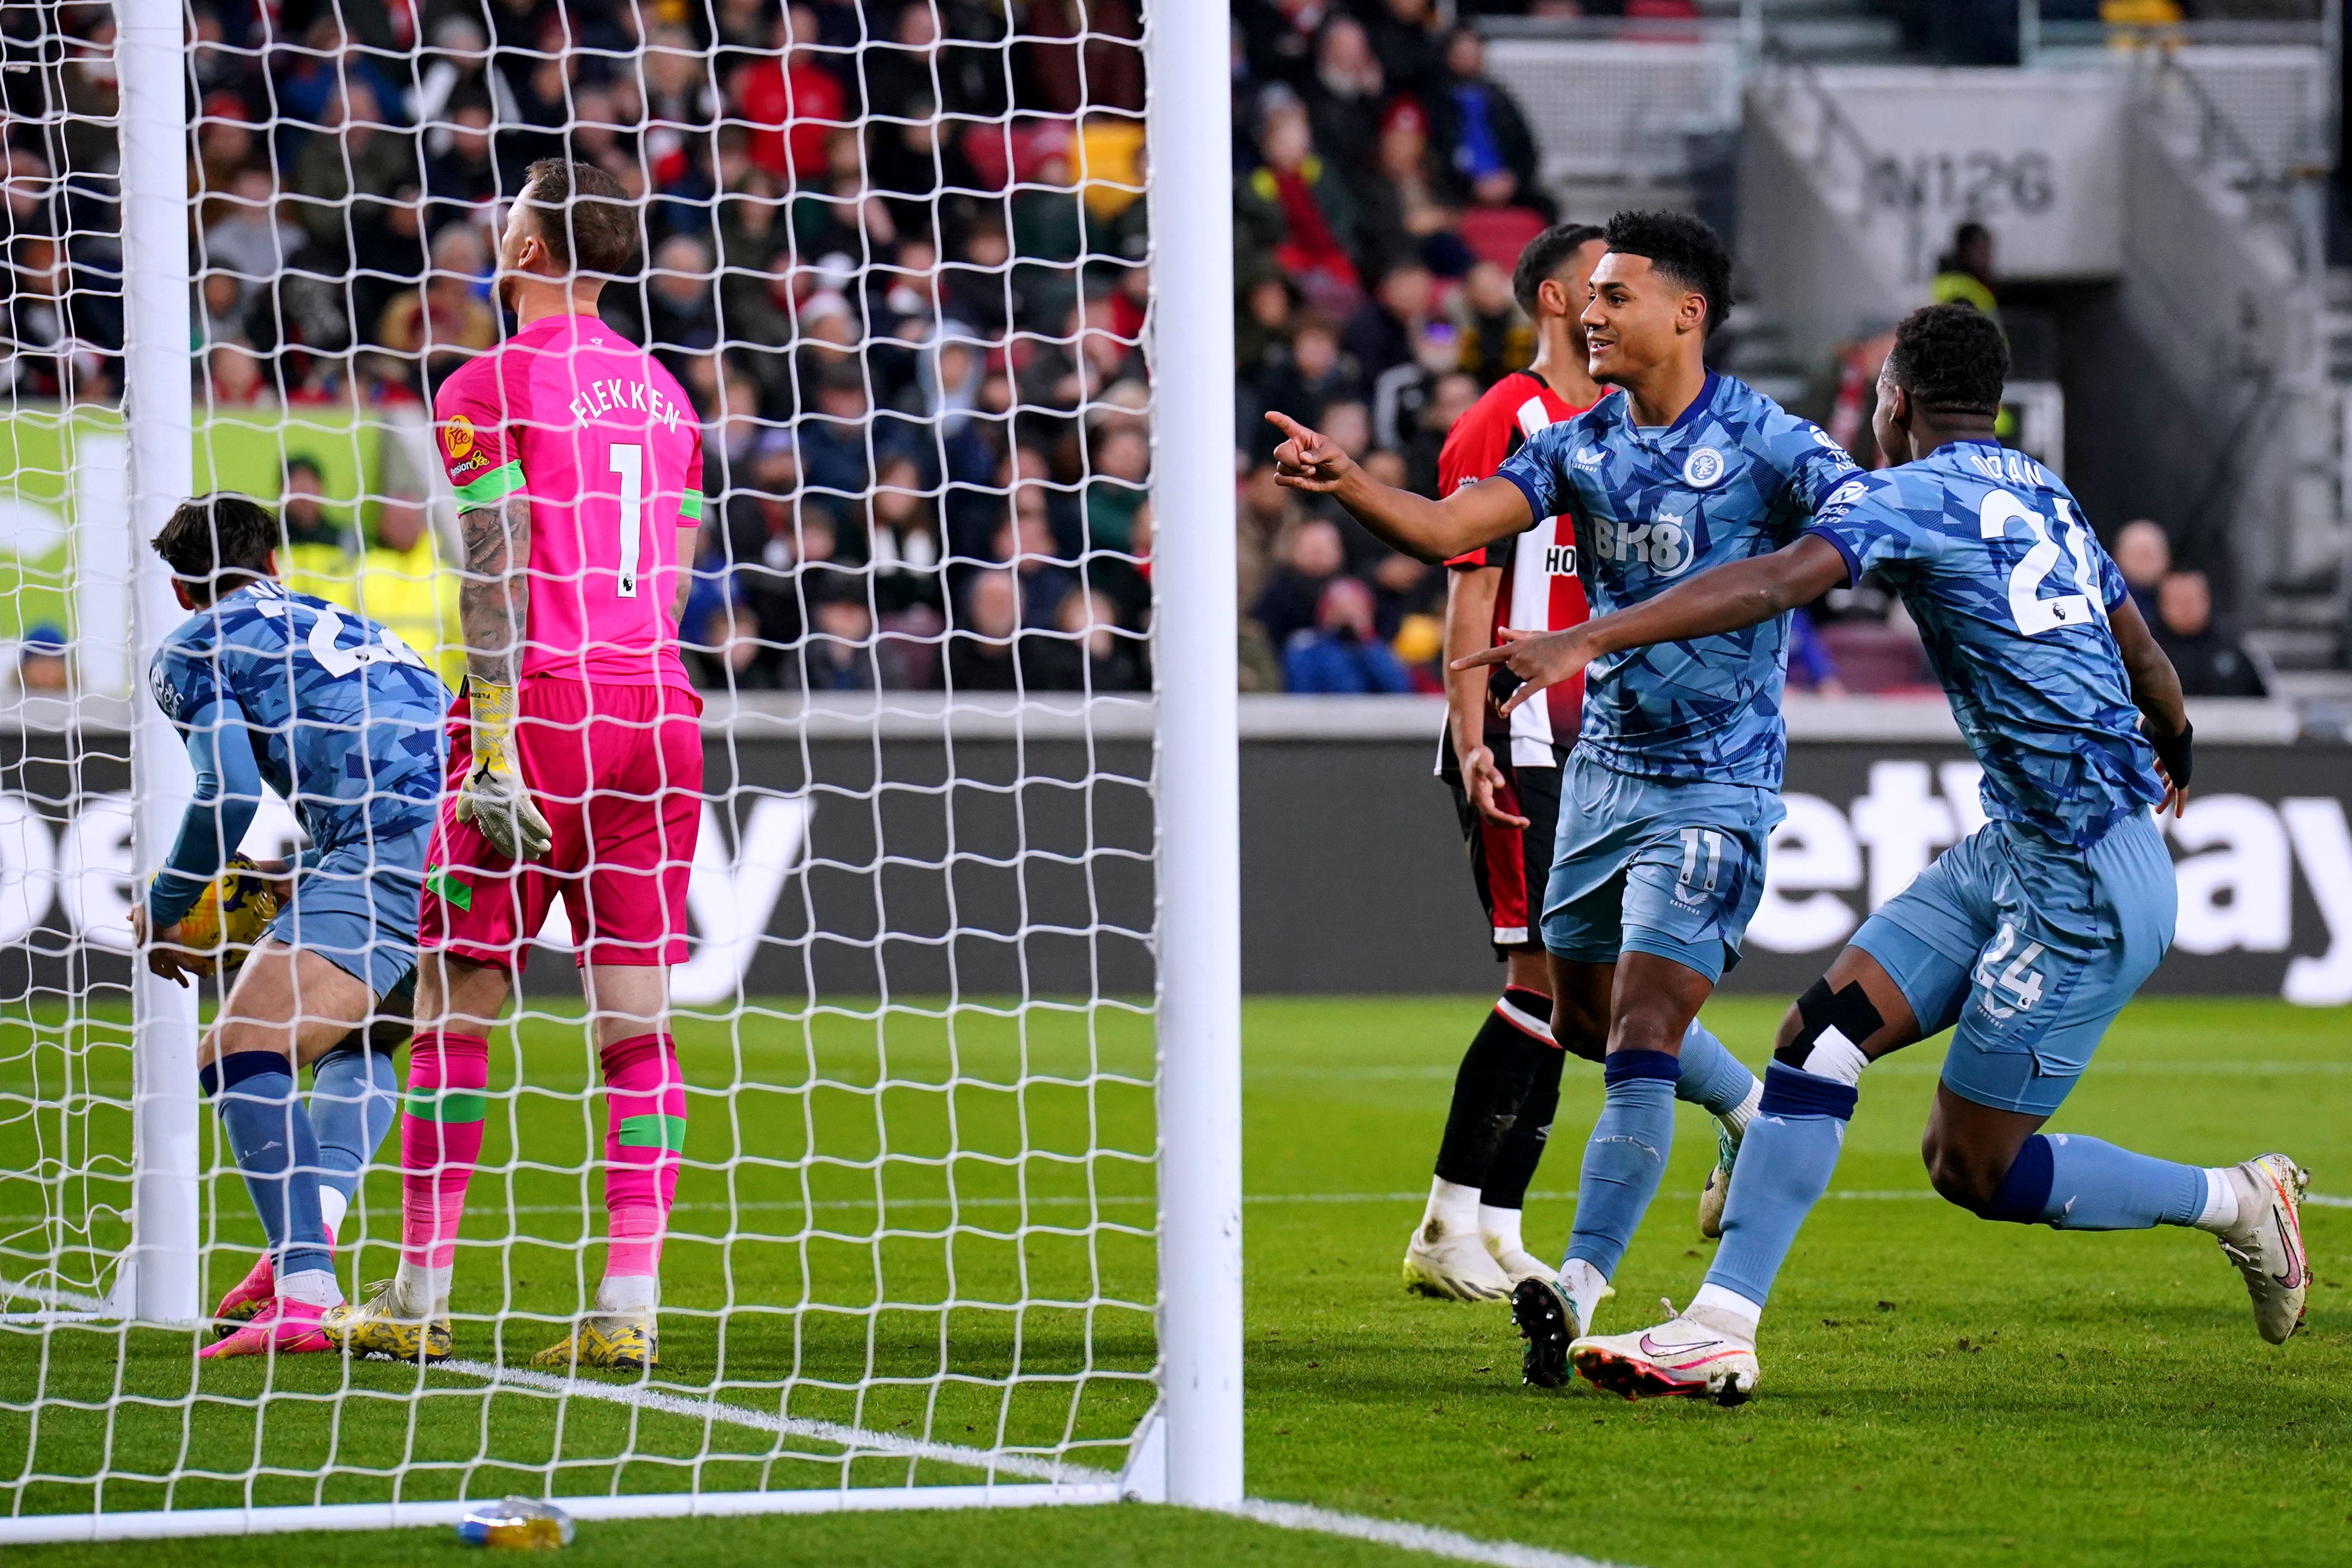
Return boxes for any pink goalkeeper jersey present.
[434,313,705,693]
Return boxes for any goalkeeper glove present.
[456,681,554,863]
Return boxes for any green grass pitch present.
[5,995,2346,1567]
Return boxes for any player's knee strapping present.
[1774,976,1882,1086]
[601,1034,687,1279]
[401,1032,490,1269]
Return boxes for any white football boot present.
[1570,1298,1759,1406]
[2214,1153,2310,1344]
[1698,1122,1738,1241]
[1402,1215,1513,1301]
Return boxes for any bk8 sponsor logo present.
[1592,511,1698,579]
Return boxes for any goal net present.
[0,0,1238,1538]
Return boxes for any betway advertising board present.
[1,702,2343,1003]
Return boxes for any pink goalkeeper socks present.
[600,1033,686,1280]
[401,1032,490,1271]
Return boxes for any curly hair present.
[1886,302,2008,417]
[1511,223,1607,317]
[1602,210,1733,336]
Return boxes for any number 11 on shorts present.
[1680,826,1724,894]
[611,442,644,598]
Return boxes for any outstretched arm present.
[1266,411,1531,563]
[1455,534,1850,714]
[2107,594,2191,816]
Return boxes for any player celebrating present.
[1408,224,1752,1300]
[1271,211,1838,1366]
[324,159,706,1372]
[1469,304,2307,1403]
[134,493,443,1359]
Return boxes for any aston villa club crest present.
[1682,446,1726,488]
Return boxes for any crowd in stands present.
[0,0,2283,701]
[1228,2,1571,692]
[5,0,1157,696]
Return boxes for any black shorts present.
[1440,741,1568,959]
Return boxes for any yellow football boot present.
[530,1313,658,1373]
[320,1279,453,1364]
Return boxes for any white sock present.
[394,1260,452,1317]
[597,1274,660,1314]
[1478,1204,1525,1257]
[279,1268,344,1309]
[1561,1257,1609,1330]
[1690,1282,1762,1339]
[2192,1167,2239,1233]
[1424,1177,1481,1238]
[1719,1074,1764,1139]
[317,1186,349,1238]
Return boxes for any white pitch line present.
[365,1364,1638,1568]
[1227,1500,1629,1568]
[430,1359,1098,1486]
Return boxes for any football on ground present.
[3,995,2341,1568]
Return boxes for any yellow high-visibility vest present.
[283,537,360,610]
[353,536,463,693]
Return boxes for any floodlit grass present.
[8,996,2349,1567]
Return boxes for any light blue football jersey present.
[1805,437,2165,847]
[149,578,448,857]
[1495,372,1860,788]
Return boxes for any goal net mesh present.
[1,0,1163,1521]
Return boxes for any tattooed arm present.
[452,496,552,861]
[459,496,533,686]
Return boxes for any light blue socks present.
[1704,1062,1856,1309]
[1675,1018,1759,1119]
[309,1042,400,1230]
[203,1051,334,1279]
[1986,1131,2207,1231]
[1560,1024,1758,1287]
[1564,1050,1681,1278]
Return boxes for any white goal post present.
[1,0,1241,1539]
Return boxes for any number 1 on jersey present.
[610,442,644,598]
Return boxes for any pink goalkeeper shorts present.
[418,678,703,970]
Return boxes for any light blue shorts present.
[1852,810,2176,1117]
[268,824,430,1001]
[1539,750,1785,985]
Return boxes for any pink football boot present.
[200,1298,333,1359]
[213,1255,276,1335]
[212,1223,336,1339]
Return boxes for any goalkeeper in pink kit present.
[324,159,705,1371]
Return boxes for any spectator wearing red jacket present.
[734,10,846,189]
